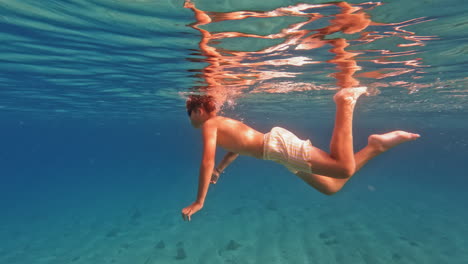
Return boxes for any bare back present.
[205,116,264,159]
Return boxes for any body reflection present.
[184,0,435,105]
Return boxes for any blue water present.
[1,0,467,263]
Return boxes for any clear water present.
[0,0,467,263]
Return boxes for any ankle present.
[367,135,386,153]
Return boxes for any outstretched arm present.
[211,152,239,184]
[182,121,217,221]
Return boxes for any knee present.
[338,164,355,179]
[343,169,355,179]
[323,190,336,196]
[322,186,342,196]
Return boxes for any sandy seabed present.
[1,177,467,264]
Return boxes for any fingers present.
[181,209,188,221]
[181,208,192,222]
[211,174,219,184]
[181,203,202,222]
[184,211,191,221]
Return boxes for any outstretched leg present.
[296,131,420,195]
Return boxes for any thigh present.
[307,145,347,178]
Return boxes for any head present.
[186,95,217,128]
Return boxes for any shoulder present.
[203,116,245,131]
[201,117,220,134]
[203,116,226,128]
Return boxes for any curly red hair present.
[186,95,217,115]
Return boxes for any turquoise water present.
[1,0,467,263]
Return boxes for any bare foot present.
[184,0,194,8]
[333,86,368,105]
[368,131,420,153]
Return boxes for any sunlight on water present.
[0,0,466,118]
[183,1,438,105]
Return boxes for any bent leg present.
[297,131,420,195]
[297,144,377,195]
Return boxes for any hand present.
[210,169,220,184]
[181,202,203,221]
